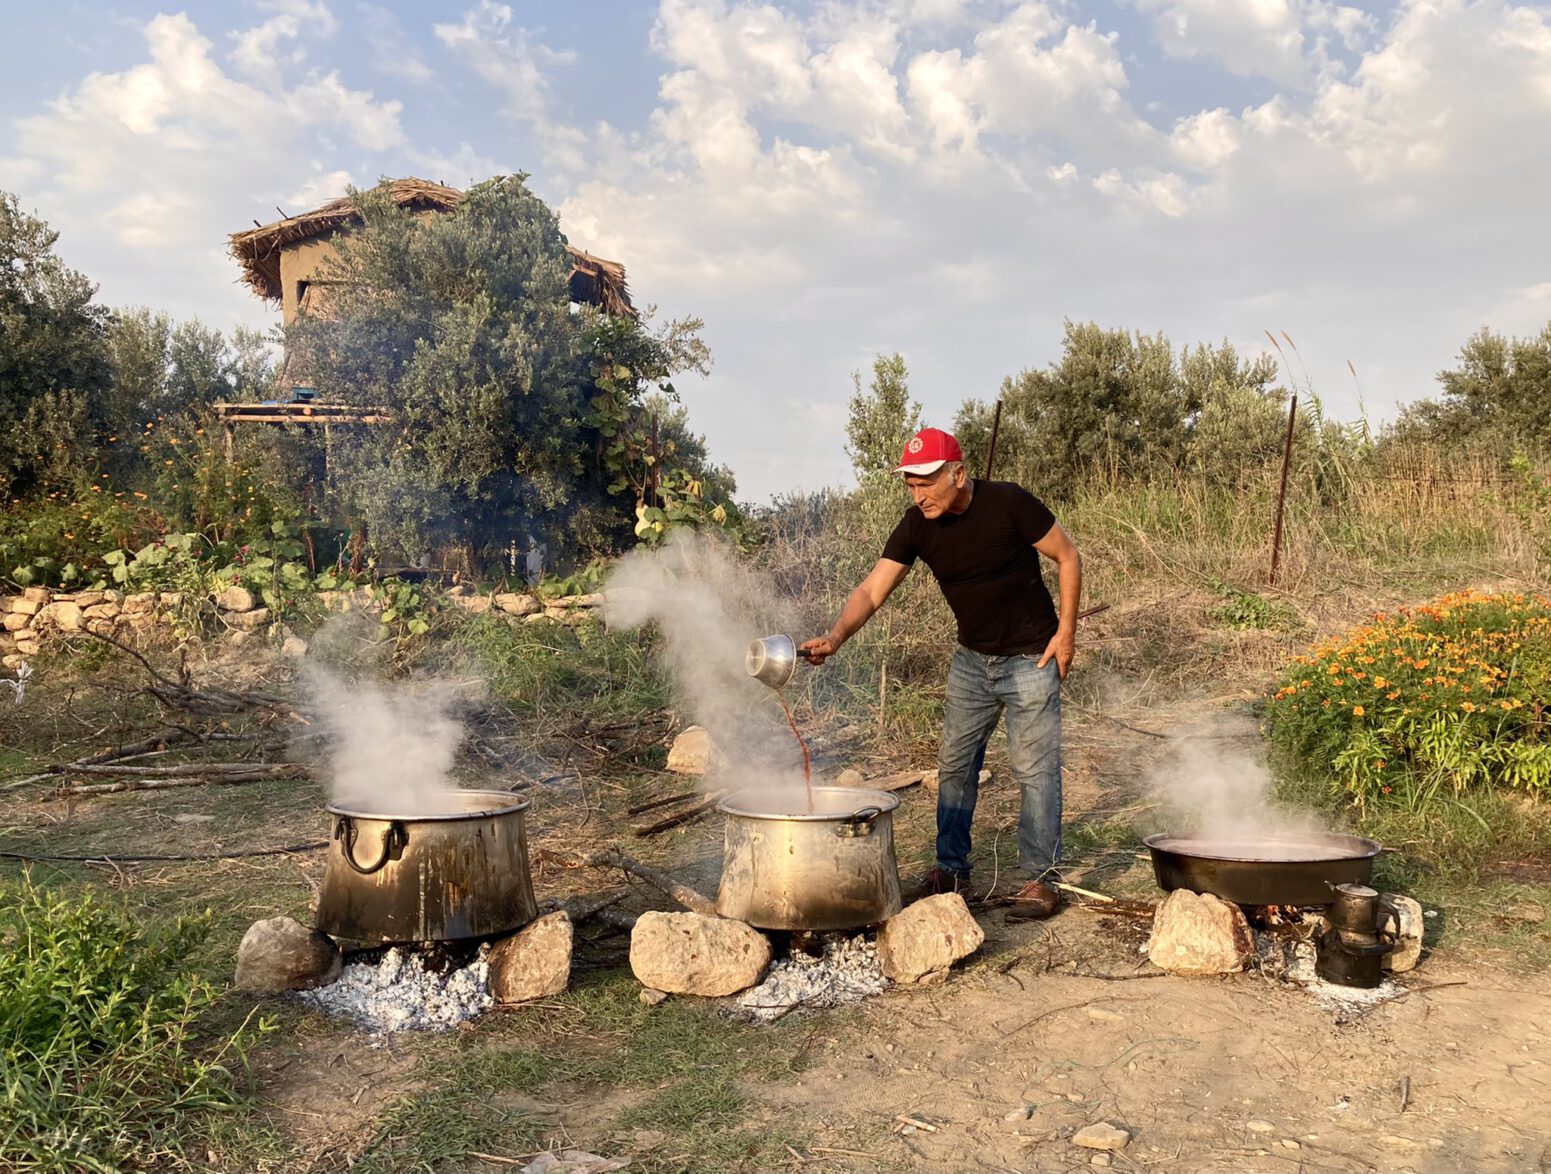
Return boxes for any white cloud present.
[363,5,434,85]
[0,11,404,329]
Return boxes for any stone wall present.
[0,584,605,670]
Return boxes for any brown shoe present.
[1005,879,1061,921]
[907,867,971,902]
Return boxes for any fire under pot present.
[316,789,539,944]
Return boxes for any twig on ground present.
[1052,880,1116,903]
[56,763,313,795]
[588,847,717,915]
[632,792,724,836]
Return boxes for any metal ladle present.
[746,634,818,690]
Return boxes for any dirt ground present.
[6,642,1551,1174]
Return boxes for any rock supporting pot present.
[316,789,539,943]
[715,787,903,931]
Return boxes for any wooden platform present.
[212,402,391,426]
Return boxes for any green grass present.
[352,970,816,1173]
[0,874,270,1174]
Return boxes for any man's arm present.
[800,558,911,664]
[1033,521,1082,679]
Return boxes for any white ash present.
[734,933,889,1022]
[1282,939,1402,1012]
[297,946,492,1033]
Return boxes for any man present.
[802,427,1081,920]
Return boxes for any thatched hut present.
[227,177,633,325]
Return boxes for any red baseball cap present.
[894,427,963,475]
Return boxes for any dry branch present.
[588,847,716,915]
[57,763,313,796]
[631,791,725,836]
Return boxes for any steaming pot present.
[715,787,903,931]
[316,789,539,943]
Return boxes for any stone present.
[44,602,83,631]
[173,813,216,824]
[102,589,122,605]
[544,607,592,626]
[73,591,105,607]
[158,591,183,607]
[216,584,256,612]
[629,911,772,996]
[1280,1139,1301,1150]
[639,987,669,1006]
[10,597,42,616]
[493,592,543,616]
[120,591,155,613]
[1087,1007,1125,1023]
[1072,1123,1131,1151]
[835,768,865,787]
[3,654,24,670]
[666,725,725,775]
[547,592,603,609]
[1004,1106,1033,1122]
[519,1151,626,1174]
[228,631,253,647]
[22,586,50,603]
[3,613,29,632]
[523,612,552,624]
[225,607,271,631]
[876,893,986,984]
[85,619,115,637]
[14,637,40,656]
[1245,1120,1276,1134]
[488,912,573,1003]
[447,593,492,614]
[82,603,120,620]
[1379,893,1425,972]
[1090,1155,1112,1168]
[234,916,341,994]
[1147,890,1254,975]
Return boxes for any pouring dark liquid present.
[774,687,813,814]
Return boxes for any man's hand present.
[800,635,840,665]
[1037,628,1075,680]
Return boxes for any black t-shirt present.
[881,479,1059,655]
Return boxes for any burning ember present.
[298,946,493,1033]
[734,933,888,1022]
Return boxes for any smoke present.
[605,531,809,799]
[304,664,472,815]
[1145,715,1326,847]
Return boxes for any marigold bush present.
[1266,590,1551,806]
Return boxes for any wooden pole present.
[1268,393,1298,586]
[984,399,1003,479]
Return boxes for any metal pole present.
[1269,393,1298,586]
[984,399,1003,479]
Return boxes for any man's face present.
[904,464,965,518]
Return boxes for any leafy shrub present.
[1266,590,1551,807]
[0,875,266,1173]
[1209,579,1294,630]
[0,489,165,587]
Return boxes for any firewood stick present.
[57,766,309,795]
[1052,880,1115,903]
[589,847,717,916]
[537,887,630,923]
[627,786,726,816]
[632,793,722,836]
[63,761,314,778]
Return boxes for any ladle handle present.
[334,815,408,875]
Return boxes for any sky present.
[3,0,1550,502]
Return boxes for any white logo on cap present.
[907,437,924,454]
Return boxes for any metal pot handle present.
[836,806,884,838]
[334,815,407,874]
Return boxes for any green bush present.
[1265,590,1551,808]
[0,874,267,1172]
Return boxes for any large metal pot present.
[1144,831,1382,907]
[715,786,903,931]
[316,789,539,943]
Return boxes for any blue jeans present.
[936,646,1063,880]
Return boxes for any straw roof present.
[228,177,633,316]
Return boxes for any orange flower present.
[1352,705,1366,716]
[1460,701,1477,713]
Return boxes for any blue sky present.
[3,1,1550,501]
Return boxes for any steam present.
[605,531,809,796]
[305,666,470,815]
[1146,716,1326,847]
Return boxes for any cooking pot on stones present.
[316,789,539,944]
[1144,831,1382,907]
[715,787,903,931]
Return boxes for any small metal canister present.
[316,789,538,944]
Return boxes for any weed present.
[0,873,269,1174]
[1208,578,1294,630]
